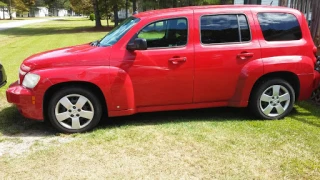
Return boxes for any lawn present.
[1,18,320,179]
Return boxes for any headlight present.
[22,73,40,89]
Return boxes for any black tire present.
[249,79,295,120]
[47,86,102,133]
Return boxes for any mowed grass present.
[0,18,320,179]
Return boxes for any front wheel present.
[249,79,295,120]
[47,87,102,133]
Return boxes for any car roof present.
[134,5,298,19]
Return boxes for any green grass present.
[1,18,320,179]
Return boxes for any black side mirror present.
[127,38,147,51]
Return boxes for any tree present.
[0,1,7,19]
[132,0,136,13]
[70,0,92,15]
[92,0,102,27]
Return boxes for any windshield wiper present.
[90,40,100,47]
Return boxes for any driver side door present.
[111,17,194,108]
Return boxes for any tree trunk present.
[113,4,119,26]
[8,0,13,20]
[311,0,320,47]
[142,0,146,11]
[173,0,177,7]
[104,0,109,27]
[93,0,102,28]
[133,0,137,13]
[2,6,5,19]
[125,0,128,18]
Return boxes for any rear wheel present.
[250,79,295,119]
[47,87,102,133]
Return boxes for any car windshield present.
[99,17,140,46]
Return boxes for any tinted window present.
[239,15,251,41]
[137,18,188,48]
[258,13,302,41]
[201,14,251,44]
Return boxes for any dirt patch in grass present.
[0,98,75,158]
[0,134,74,157]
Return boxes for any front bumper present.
[6,81,43,120]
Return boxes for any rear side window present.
[257,13,302,41]
[201,14,251,44]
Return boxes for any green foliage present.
[70,0,92,15]
[89,13,95,21]
[13,0,29,12]
[44,0,70,9]
[0,0,7,6]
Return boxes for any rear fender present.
[228,59,264,107]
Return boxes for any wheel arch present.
[249,71,300,102]
[43,81,108,122]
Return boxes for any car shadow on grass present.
[2,102,318,136]
[289,101,320,128]
[100,107,257,128]
[0,105,257,136]
[0,106,56,137]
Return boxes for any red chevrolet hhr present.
[6,5,320,133]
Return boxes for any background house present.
[0,8,16,19]
[28,7,48,17]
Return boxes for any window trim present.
[131,17,189,50]
[257,12,303,42]
[199,13,252,46]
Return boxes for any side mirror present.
[127,38,147,51]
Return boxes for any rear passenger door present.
[193,9,262,103]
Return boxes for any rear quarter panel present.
[251,7,316,100]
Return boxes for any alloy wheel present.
[259,85,291,117]
[54,94,94,130]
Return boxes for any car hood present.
[23,44,112,70]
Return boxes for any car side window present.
[137,18,188,48]
[201,14,251,44]
[257,13,302,41]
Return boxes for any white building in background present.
[25,7,49,17]
[118,9,133,20]
[34,7,48,17]
[53,9,68,17]
[0,8,16,19]
[234,0,279,6]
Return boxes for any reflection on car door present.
[193,10,262,103]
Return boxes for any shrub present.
[89,13,95,21]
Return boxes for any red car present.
[6,5,320,133]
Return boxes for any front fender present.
[33,66,136,116]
